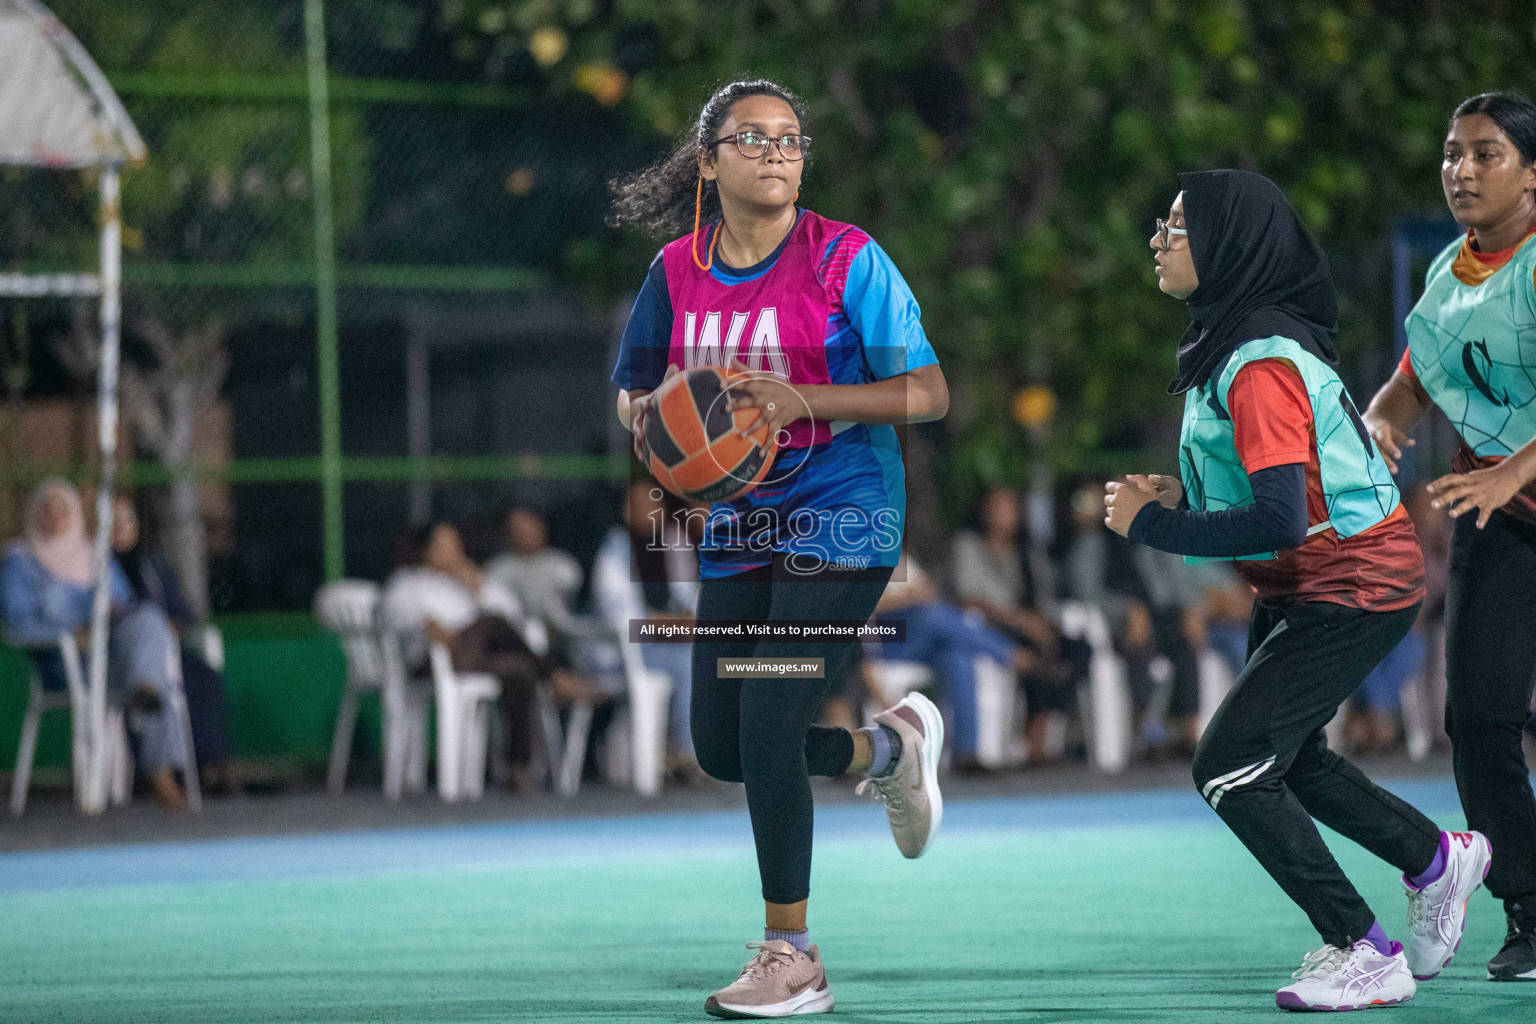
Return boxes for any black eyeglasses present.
[711,131,811,161]
[1154,217,1188,252]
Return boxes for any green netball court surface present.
[2,778,1531,1023]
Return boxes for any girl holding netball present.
[609,78,949,1018]
[1105,170,1486,1011]
[1363,90,1536,983]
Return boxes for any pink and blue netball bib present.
[614,209,938,577]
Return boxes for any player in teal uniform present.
[1108,170,1483,1011]
[1364,91,1536,982]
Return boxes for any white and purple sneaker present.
[1404,830,1491,980]
[1275,941,1416,1012]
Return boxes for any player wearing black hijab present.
[1105,170,1485,1012]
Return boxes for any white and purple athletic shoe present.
[1275,941,1416,1012]
[1403,830,1491,980]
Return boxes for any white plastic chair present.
[314,580,425,801]
[514,617,595,798]
[579,623,671,797]
[1195,647,1235,740]
[972,656,1018,768]
[533,684,596,798]
[10,631,94,814]
[1402,625,1448,763]
[199,623,225,673]
[160,636,202,811]
[9,629,198,814]
[1058,600,1133,774]
[426,641,500,802]
[625,642,672,797]
[1400,673,1435,764]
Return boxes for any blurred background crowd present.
[3,0,1532,811]
[1,469,1459,810]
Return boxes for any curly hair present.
[608,78,811,238]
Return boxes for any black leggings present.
[1445,510,1536,903]
[691,553,894,905]
[1192,600,1441,949]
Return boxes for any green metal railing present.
[120,262,542,291]
[0,454,631,488]
[105,71,534,109]
[40,0,607,581]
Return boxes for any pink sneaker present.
[704,940,834,1019]
[857,692,944,858]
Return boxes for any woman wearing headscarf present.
[1,479,192,810]
[110,494,232,790]
[1103,171,1477,1012]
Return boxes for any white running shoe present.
[1275,940,1416,1012]
[856,692,944,858]
[1404,830,1491,980]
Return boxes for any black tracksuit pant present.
[1192,599,1442,949]
[1445,510,1536,906]
[691,554,894,905]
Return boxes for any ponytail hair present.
[1452,91,1536,164]
[608,78,811,239]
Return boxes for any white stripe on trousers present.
[1202,755,1277,810]
[1200,757,1268,801]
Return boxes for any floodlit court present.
[9,3,1536,1020]
[3,776,1530,1023]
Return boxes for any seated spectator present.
[1057,481,1161,741]
[486,504,589,656]
[871,550,1035,772]
[1330,488,1449,757]
[1345,627,1423,754]
[1192,560,1253,679]
[1,479,191,810]
[111,494,234,793]
[591,479,699,777]
[951,486,1086,763]
[1129,545,1205,756]
[382,521,588,793]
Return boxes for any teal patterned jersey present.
[1405,233,1536,457]
[1177,336,1401,565]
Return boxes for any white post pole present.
[83,161,123,815]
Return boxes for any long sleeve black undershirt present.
[1127,462,1309,558]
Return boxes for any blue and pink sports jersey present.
[612,208,938,578]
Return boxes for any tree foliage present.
[433,0,1535,516]
[13,0,1536,531]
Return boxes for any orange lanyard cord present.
[691,176,720,272]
